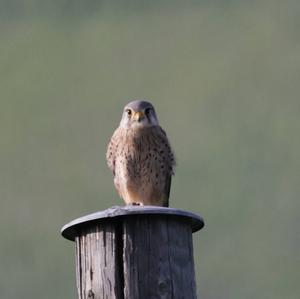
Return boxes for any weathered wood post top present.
[62,205,204,241]
[61,206,205,299]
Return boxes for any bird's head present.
[120,100,159,129]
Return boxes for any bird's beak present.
[132,111,145,122]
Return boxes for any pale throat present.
[121,118,158,129]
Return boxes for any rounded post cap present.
[61,205,205,241]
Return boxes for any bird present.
[106,100,175,207]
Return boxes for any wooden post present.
[61,206,204,299]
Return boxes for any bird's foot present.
[127,202,143,206]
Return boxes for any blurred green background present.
[1,0,299,298]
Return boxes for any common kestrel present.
[106,100,175,207]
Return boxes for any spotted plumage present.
[106,100,175,207]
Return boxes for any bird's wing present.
[158,127,176,207]
[107,128,125,198]
[163,174,172,207]
[106,127,123,176]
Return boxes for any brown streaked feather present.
[106,127,123,176]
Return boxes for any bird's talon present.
[127,202,141,206]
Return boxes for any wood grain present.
[75,222,123,299]
[123,215,197,299]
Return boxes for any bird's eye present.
[125,109,132,116]
[145,107,152,115]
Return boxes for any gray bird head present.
[120,100,159,129]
